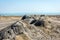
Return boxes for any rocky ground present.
[0,15,60,40]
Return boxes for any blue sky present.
[0,0,60,15]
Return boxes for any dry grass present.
[16,35,24,40]
[16,34,29,40]
[0,16,22,22]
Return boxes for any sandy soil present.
[0,16,29,40]
[0,16,60,40]
[0,16,22,22]
[16,35,24,40]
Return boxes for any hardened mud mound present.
[0,15,60,40]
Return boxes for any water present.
[0,12,60,16]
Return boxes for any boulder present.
[34,20,45,26]
[30,19,37,24]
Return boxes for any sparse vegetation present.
[0,15,60,40]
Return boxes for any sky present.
[0,0,60,15]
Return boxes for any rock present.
[21,15,30,20]
[30,19,37,24]
[34,20,45,26]
[21,15,27,20]
[11,22,24,35]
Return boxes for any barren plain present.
[0,15,60,40]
